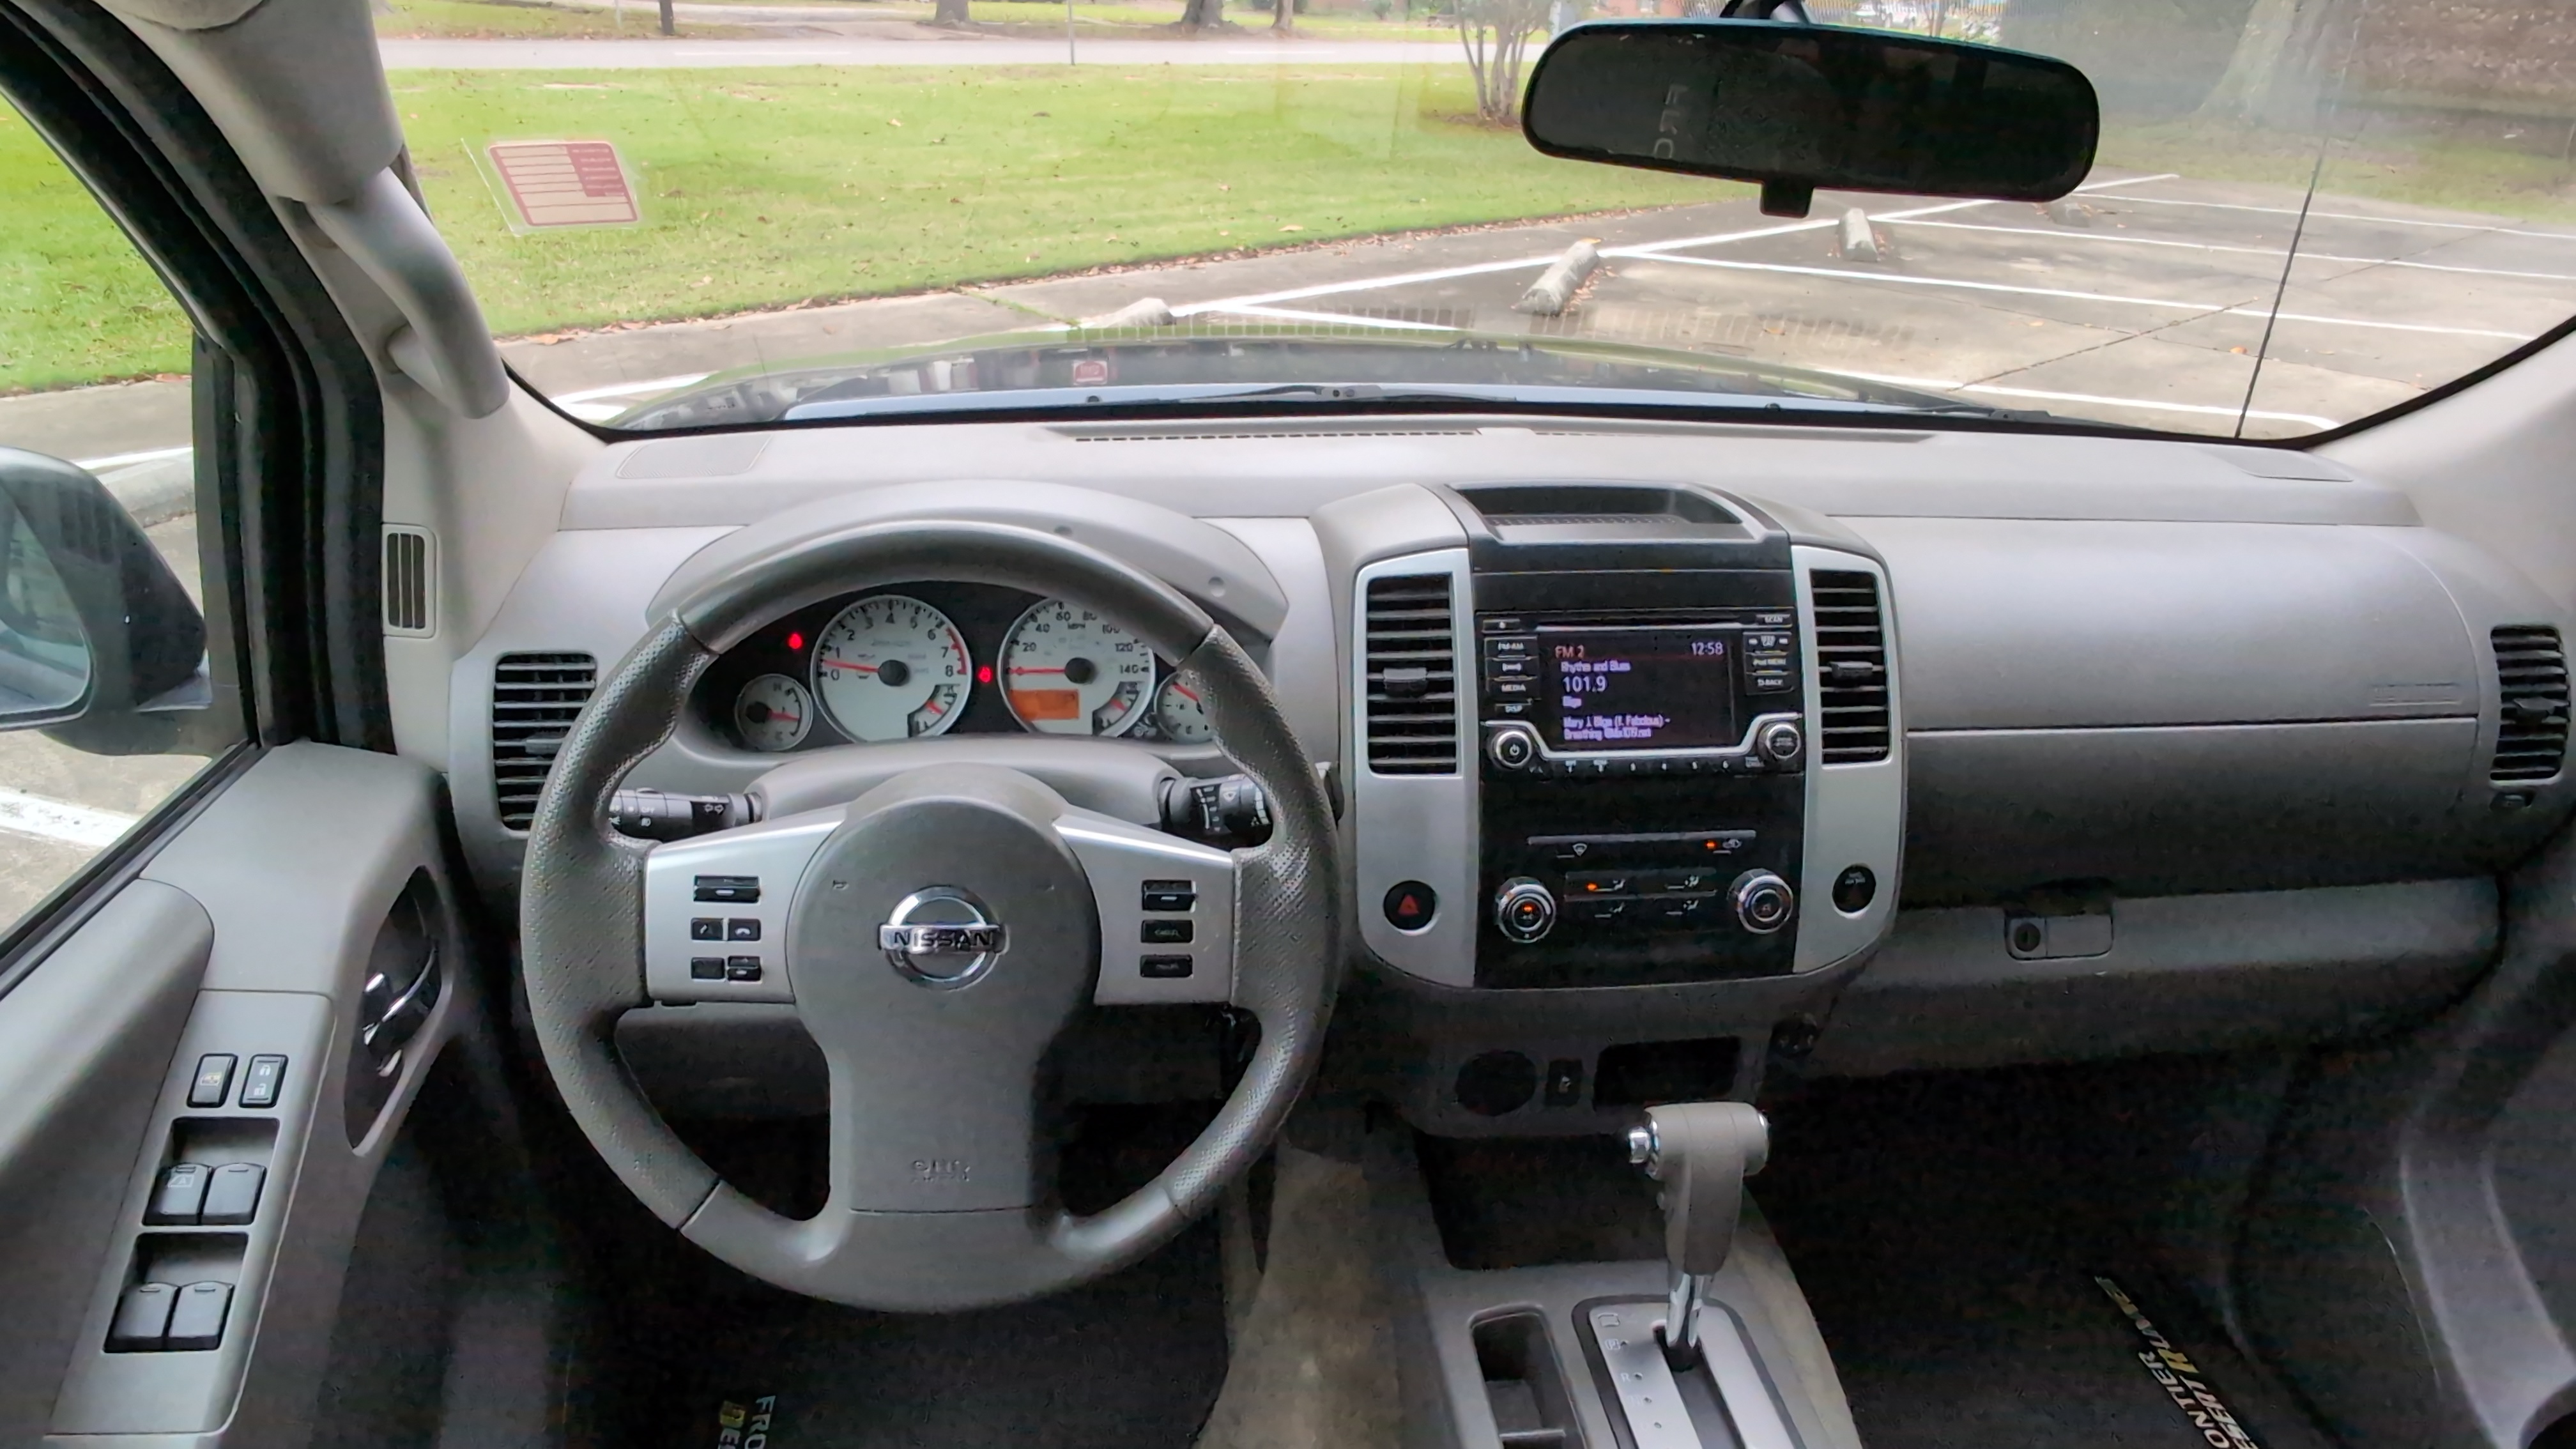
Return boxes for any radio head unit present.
[1538,623,1742,752]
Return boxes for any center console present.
[1473,574,1810,989]
[1344,482,1905,999]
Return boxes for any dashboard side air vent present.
[2492,625,2569,783]
[492,652,597,830]
[1811,570,1890,763]
[1363,573,1458,774]
[383,526,433,636]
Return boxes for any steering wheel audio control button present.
[1730,870,1797,935]
[693,875,761,904]
[1494,877,1558,944]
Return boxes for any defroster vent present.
[1811,570,1890,763]
[2492,625,2569,783]
[1363,574,1459,774]
[492,652,597,830]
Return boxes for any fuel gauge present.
[733,673,815,752]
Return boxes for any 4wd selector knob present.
[1494,877,1558,944]
[1487,723,1542,773]
[1729,870,1796,935]
[1758,719,1805,765]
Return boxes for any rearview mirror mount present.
[1522,18,2101,218]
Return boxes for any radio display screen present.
[1539,625,1740,751]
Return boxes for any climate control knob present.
[1486,723,1542,773]
[1494,877,1558,944]
[1758,719,1805,765]
[1729,870,1797,935]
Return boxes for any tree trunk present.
[656,0,673,32]
[932,0,970,23]
[2197,0,2299,121]
[1273,0,1293,33]
[1174,0,1227,29]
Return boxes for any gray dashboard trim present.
[1792,546,1903,974]
[1846,517,2480,730]
[1815,877,2498,1075]
[1347,549,1480,989]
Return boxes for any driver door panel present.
[0,743,469,1448]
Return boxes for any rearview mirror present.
[1522,20,2100,218]
[0,447,214,755]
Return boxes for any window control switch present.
[108,1282,178,1352]
[165,1281,233,1351]
[148,1162,211,1225]
[199,1163,264,1226]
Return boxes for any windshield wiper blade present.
[779,379,2021,422]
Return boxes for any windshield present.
[374,0,2574,440]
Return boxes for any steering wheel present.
[518,520,1342,1309]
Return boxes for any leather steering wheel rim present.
[519,519,1342,1308]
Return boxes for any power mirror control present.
[1494,877,1558,943]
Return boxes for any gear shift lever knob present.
[1632,1101,1769,1367]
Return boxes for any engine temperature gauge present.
[733,673,814,752]
[1153,673,1215,744]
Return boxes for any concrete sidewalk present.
[378,34,1466,65]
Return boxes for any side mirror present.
[0,447,214,755]
[1522,20,2100,217]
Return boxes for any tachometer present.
[733,673,814,752]
[810,594,972,742]
[1152,673,1215,744]
[999,599,1154,737]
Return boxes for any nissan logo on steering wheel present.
[878,885,1007,988]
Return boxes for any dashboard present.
[438,417,2576,1133]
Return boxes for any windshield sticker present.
[712,1395,778,1449]
[481,141,640,233]
[2094,1275,2263,1449]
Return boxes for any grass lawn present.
[391,65,1728,337]
[376,0,758,39]
[2101,118,2576,226]
[0,111,191,392]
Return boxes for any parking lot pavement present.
[7,164,2574,921]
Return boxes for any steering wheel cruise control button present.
[1383,881,1436,931]
[1141,919,1193,944]
[1139,954,1193,979]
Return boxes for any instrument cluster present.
[694,582,1215,753]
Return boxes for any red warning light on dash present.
[786,631,805,652]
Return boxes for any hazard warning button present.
[1383,881,1438,932]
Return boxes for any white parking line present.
[73,445,193,471]
[1627,252,2533,339]
[2080,192,2576,243]
[0,788,137,849]
[1881,218,2576,283]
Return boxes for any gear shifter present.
[1627,1101,1770,1369]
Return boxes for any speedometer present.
[999,599,1155,737]
[809,594,972,742]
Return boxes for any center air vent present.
[1811,570,1890,763]
[2492,625,2569,783]
[492,652,597,830]
[1363,574,1458,774]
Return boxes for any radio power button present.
[1487,723,1542,772]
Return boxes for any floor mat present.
[1759,1078,2332,1449]
[657,1219,1229,1449]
